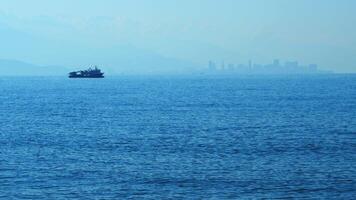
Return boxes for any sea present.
[0,75,355,199]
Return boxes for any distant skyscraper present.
[228,64,235,71]
[273,59,280,67]
[208,60,216,71]
[285,61,298,68]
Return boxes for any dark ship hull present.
[69,74,104,78]
[69,66,104,78]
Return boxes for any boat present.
[69,66,104,78]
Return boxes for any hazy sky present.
[0,0,355,72]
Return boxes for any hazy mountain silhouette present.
[0,22,200,76]
[0,59,69,76]
[63,45,200,75]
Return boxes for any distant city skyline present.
[207,59,330,75]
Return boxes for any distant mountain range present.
[0,59,69,76]
[0,22,201,76]
[0,56,201,76]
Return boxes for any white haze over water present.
[0,0,355,74]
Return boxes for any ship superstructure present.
[69,66,104,78]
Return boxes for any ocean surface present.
[0,75,355,199]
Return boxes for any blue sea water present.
[0,75,355,199]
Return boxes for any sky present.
[0,0,355,73]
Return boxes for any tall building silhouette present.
[208,60,216,71]
[205,59,327,74]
